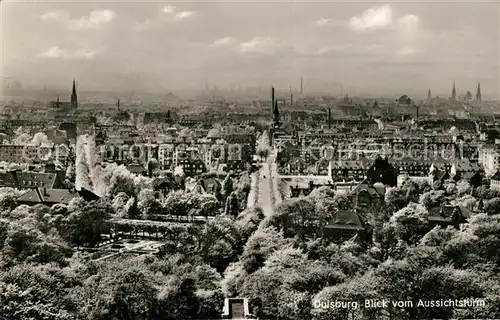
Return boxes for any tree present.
[197,217,241,272]
[235,206,265,241]
[224,191,240,217]
[110,175,136,198]
[163,191,191,216]
[31,132,49,145]
[238,172,251,194]
[66,164,76,184]
[420,190,445,209]
[267,197,316,238]
[457,180,473,196]
[222,174,234,201]
[11,132,31,145]
[240,226,289,274]
[372,260,483,320]
[112,192,130,218]
[59,199,112,246]
[137,188,161,219]
[484,197,500,215]
[385,187,410,211]
[196,194,220,217]
[108,270,157,320]
[389,202,429,245]
[0,187,24,212]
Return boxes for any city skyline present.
[1,1,499,98]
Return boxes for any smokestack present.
[271,86,275,113]
[300,76,303,95]
[328,108,331,130]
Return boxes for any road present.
[269,149,281,206]
[258,161,273,216]
[255,131,281,217]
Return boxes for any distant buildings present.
[49,79,78,110]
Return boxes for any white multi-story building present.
[478,145,500,177]
[158,144,175,170]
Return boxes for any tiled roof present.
[127,164,146,174]
[0,171,57,188]
[17,188,76,205]
[330,160,369,170]
[427,205,471,222]
[199,178,221,193]
[349,179,384,198]
[325,211,365,230]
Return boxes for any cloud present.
[41,10,69,22]
[38,46,98,60]
[212,37,236,47]
[41,9,116,30]
[316,44,385,56]
[314,17,346,28]
[175,11,194,20]
[317,47,331,55]
[135,6,195,30]
[349,4,393,31]
[397,14,419,35]
[162,5,177,13]
[396,47,419,57]
[398,14,419,28]
[239,37,286,55]
[134,19,154,31]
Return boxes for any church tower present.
[71,79,78,108]
[428,88,431,100]
[476,82,481,102]
[452,81,456,102]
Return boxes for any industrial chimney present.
[271,86,275,113]
[328,108,331,130]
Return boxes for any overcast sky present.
[2,0,499,98]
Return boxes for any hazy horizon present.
[2,1,499,99]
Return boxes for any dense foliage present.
[0,172,499,319]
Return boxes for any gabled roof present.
[461,171,480,180]
[152,176,183,190]
[198,178,221,193]
[427,205,471,222]
[349,179,383,198]
[127,164,146,174]
[325,211,365,231]
[434,169,449,180]
[18,188,76,205]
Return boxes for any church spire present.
[476,82,481,101]
[71,79,78,108]
[428,88,431,100]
